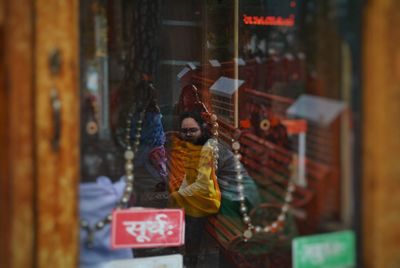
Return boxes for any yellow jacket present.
[168,136,221,217]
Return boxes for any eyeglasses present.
[180,127,200,135]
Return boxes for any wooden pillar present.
[0,0,35,267]
[0,0,80,267]
[34,0,80,267]
[363,0,400,267]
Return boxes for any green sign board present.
[293,230,355,268]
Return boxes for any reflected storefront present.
[78,0,361,267]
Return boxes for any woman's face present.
[180,117,202,144]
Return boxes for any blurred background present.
[1,0,400,267]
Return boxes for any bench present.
[206,203,294,268]
[205,119,331,267]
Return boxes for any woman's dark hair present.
[179,110,211,145]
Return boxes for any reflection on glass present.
[79,1,355,267]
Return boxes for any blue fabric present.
[131,111,167,182]
[79,176,133,267]
[131,112,165,147]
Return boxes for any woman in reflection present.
[167,85,261,267]
[168,111,221,215]
[169,85,260,213]
[167,109,221,267]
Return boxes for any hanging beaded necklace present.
[208,113,219,170]
[80,109,145,248]
[184,104,291,241]
[230,135,295,242]
[192,112,292,242]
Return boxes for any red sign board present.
[111,208,185,249]
[243,14,295,27]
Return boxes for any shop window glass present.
[79,1,357,267]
